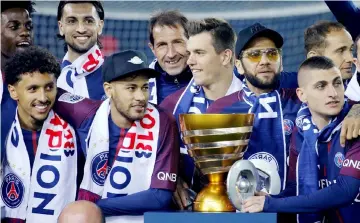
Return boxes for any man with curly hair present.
[1,46,80,223]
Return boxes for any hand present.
[255,191,269,196]
[340,104,360,147]
[173,177,196,210]
[241,196,266,213]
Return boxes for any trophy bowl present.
[179,113,254,212]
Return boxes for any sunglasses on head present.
[240,48,282,63]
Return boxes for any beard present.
[67,38,97,54]
[243,66,281,90]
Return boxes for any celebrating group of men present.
[1,1,360,223]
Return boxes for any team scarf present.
[230,80,288,189]
[57,45,104,98]
[0,71,3,104]
[79,99,160,223]
[295,102,351,223]
[1,109,77,223]
[148,59,158,104]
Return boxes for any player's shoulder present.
[159,86,187,112]
[207,91,240,113]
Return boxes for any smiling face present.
[104,74,150,127]
[320,29,354,80]
[8,71,57,130]
[58,3,104,58]
[149,24,188,76]
[1,8,33,58]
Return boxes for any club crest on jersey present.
[1,173,24,208]
[334,152,345,168]
[283,119,294,135]
[91,152,109,186]
[248,152,279,171]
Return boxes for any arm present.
[264,175,360,213]
[54,88,101,128]
[325,0,360,39]
[96,188,172,216]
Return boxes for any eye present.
[28,86,36,92]
[127,87,135,91]
[334,81,342,87]
[66,19,75,24]
[85,19,95,24]
[46,85,54,91]
[248,50,261,57]
[26,23,33,31]
[9,25,19,31]
[142,86,149,91]
[316,85,324,90]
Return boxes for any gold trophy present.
[179,113,254,212]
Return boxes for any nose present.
[167,44,176,59]
[259,52,270,65]
[19,25,30,38]
[38,89,49,103]
[134,89,146,101]
[76,21,86,33]
[327,85,339,98]
[187,53,195,66]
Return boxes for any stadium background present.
[32,1,360,72]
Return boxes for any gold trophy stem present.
[193,172,236,212]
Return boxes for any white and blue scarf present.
[1,109,77,223]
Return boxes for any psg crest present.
[283,119,294,135]
[1,173,24,208]
[334,152,345,168]
[91,152,109,186]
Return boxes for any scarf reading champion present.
[80,99,160,223]
[234,81,287,189]
[1,109,77,223]
[57,45,104,98]
[296,103,350,223]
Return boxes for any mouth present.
[16,41,31,47]
[74,36,90,43]
[258,70,273,75]
[326,100,340,107]
[191,68,202,74]
[132,104,146,112]
[33,104,50,113]
[165,58,182,66]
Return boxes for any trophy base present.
[193,182,235,212]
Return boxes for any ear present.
[306,50,319,59]
[58,20,64,36]
[103,82,113,99]
[8,84,19,101]
[235,59,245,75]
[148,42,155,55]
[97,20,104,36]
[296,87,307,103]
[221,49,232,66]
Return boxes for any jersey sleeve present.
[54,88,101,128]
[149,109,180,191]
[340,139,360,179]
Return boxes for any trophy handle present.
[249,159,281,195]
[226,160,258,212]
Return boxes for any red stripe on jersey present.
[112,128,126,168]
[336,209,344,223]
[32,131,37,155]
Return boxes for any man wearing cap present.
[54,50,179,223]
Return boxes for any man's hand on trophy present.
[340,104,360,147]
[241,195,266,213]
[173,177,197,211]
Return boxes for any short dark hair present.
[1,1,35,16]
[57,0,104,21]
[304,21,345,54]
[5,46,61,85]
[299,56,336,73]
[149,10,188,45]
[187,18,236,54]
[57,1,104,50]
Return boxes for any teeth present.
[35,105,47,109]
[76,37,89,40]
[17,42,29,46]
[167,59,180,64]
